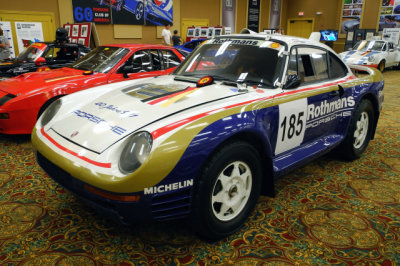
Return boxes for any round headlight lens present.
[119,132,153,174]
[368,55,375,62]
[40,99,62,127]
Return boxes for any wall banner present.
[0,21,16,58]
[72,0,111,24]
[15,22,44,54]
[340,0,364,35]
[247,0,260,32]
[144,0,173,26]
[379,0,400,32]
[270,0,281,30]
[222,0,236,33]
[108,0,145,25]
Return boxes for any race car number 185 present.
[275,98,307,155]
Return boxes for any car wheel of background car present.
[189,141,262,240]
[378,60,385,72]
[37,96,64,120]
[135,2,144,20]
[336,99,374,161]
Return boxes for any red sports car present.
[0,44,184,134]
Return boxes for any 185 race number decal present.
[275,98,307,154]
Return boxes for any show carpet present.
[0,71,399,265]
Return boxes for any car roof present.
[218,33,336,53]
[103,43,175,49]
[40,42,89,48]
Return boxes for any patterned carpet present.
[1,71,399,265]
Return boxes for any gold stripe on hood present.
[45,75,83,83]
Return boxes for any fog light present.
[0,113,9,119]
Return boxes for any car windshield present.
[71,46,129,73]
[174,38,284,87]
[16,46,44,62]
[354,41,385,51]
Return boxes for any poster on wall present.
[340,0,364,35]
[144,0,173,26]
[14,22,44,54]
[0,21,16,58]
[63,23,92,47]
[247,0,260,32]
[222,0,236,33]
[379,0,400,32]
[270,0,281,30]
[72,0,111,24]
[110,0,145,25]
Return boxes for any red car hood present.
[0,68,105,95]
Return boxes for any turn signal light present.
[84,184,141,202]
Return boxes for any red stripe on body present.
[151,76,356,139]
[41,127,112,168]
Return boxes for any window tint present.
[328,52,347,79]
[150,50,162,71]
[297,47,328,83]
[161,50,181,69]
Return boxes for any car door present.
[386,42,397,67]
[274,46,349,156]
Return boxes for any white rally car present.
[340,40,400,71]
[32,32,384,240]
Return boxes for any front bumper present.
[0,108,37,134]
[36,151,192,224]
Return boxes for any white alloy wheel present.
[211,161,252,221]
[353,111,369,149]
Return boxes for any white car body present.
[340,40,400,70]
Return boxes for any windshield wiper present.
[173,75,198,83]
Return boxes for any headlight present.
[39,99,62,127]
[119,132,153,174]
[368,56,375,62]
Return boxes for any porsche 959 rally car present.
[32,32,384,240]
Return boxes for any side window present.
[43,47,57,60]
[328,52,348,79]
[150,50,162,71]
[161,50,181,69]
[382,43,387,51]
[132,50,152,72]
[389,43,393,50]
[297,47,328,83]
[287,48,298,75]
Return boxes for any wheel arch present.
[198,130,275,197]
[359,92,380,140]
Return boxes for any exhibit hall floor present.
[0,70,399,264]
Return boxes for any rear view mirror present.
[284,74,301,89]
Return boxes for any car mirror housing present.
[119,65,134,78]
[35,57,46,66]
[284,74,301,89]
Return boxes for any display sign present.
[222,0,236,33]
[270,0,281,30]
[0,21,16,58]
[14,22,44,54]
[72,0,111,24]
[144,0,173,26]
[382,28,400,45]
[379,0,400,32]
[340,0,364,35]
[247,0,260,32]
[64,23,92,47]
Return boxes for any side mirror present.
[35,57,46,66]
[119,65,134,78]
[284,74,301,89]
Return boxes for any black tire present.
[378,60,385,72]
[337,99,374,161]
[189,141,262,240]
[135,2,144,20]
